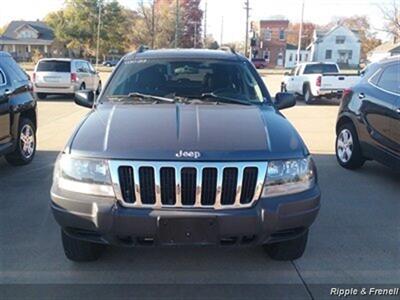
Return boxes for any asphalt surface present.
[0,74,399,299]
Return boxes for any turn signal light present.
[316,76,321,87]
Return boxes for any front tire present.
[336,123,365,169]
[61,230,105,262]
[36,93,47,100]
[5,118,36,166]
[264,230,308,261]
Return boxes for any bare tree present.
[377,0,400,41]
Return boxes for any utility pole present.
[174,0,179,48]
[151,0,155,48]
[297,0,305,65]
[203,0,208,47]
[95,0,102,68]
[220,17,224,46]
[244,0,250,58]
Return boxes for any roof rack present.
[219,46,236,54]
[137,45,150,53]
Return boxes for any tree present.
[0,23,8,35]
[286,22,316,48]
[378,0,400,41]
[45,0,133,59]
[179,0,203,48]
[323,16,382,60]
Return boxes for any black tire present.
[335,122,365,169]
[264,230,308,261]
[80,83,86,90]
[61,230,104,262]
[96,81,102,95]
[303,84,313,104]
[36,93,47,100]
[5,118,36,166]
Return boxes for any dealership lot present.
[0,73,399,298]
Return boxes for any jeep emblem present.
[175,150,201,159]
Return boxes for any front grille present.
[112,162,267,210]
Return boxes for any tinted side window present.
[376,64,400,94]
[0,69,6,85]
[37,61,71,72]
[0,57,28,84]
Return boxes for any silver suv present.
[33,58,101,99]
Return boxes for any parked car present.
[251,58,268,69]
[33,58,102,99]
[0,51,37,165]
[102,59,119,67]
[282,62,360,104]
[51,49,321,262]
[335,56,400,171]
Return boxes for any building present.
[308,25,361,68]
[284,43,310,69]
[255,19,289,68]
[0,21,54,62]
[367,40,400,63]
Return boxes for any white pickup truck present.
[282,62,360,104]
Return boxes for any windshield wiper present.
[108,92,175,103]
[190,92,252,106]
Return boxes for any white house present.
[307,25,361,67]
[367,41,400,63]
[284,43,310,69]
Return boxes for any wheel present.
[96,81,102,95]
[61,230,105,262]
[264,230,308,261]
[80,83,86,90]
[303,85,313,104]
[336,123,365,169]
[36,93,47,100]
[106,63,111,67]
[5,118,36,166]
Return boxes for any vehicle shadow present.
[36,94,74,103]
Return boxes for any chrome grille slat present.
[109,161,267,210]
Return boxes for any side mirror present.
[74,90,94,108]
[274,92,296,110]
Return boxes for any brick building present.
[255,19,289,68]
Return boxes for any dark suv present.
[0,51,37,165]
[336,56,400,171]
[51,49,321,262]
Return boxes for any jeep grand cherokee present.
[50,49,321,262]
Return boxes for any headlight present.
[53,154,115,197]
[261,157,315,198]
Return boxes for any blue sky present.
[1,0,394,42]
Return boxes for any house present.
[367,40,400,63]
[255,19,289,68]
[284,43,310,69]
[308,25,361,68]
[0,21,54,62]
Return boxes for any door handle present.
[4,89,13,96]
[358,93,365,99]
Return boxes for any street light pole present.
[244,0,250,58]
[174,0,179,48]
[95,0,102,68]
[297,0,305,65]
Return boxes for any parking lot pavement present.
[0,74,399,299]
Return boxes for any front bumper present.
[51,185,321,247]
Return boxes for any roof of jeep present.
[124,49,246,61]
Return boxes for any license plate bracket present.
[159,217,218,245]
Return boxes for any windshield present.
[104,58,267,103]
[303,64,339,74]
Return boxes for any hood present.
[68,103,307,161]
